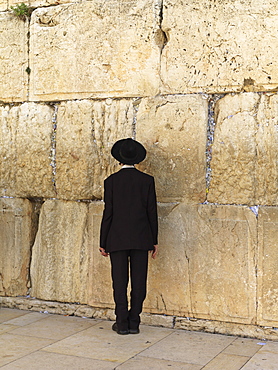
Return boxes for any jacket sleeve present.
[100,178,113,249]
[147,177,158,245]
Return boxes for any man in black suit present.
[100,138,158,335]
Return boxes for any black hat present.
[111,138,146,165]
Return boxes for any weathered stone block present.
[0,1,7,11]
[136,95,207,203]
[175,316,278,341]
[55,99,134,200]
[29,0,162,101]
[256,94,278,205]
[9,0,73,8]
[208,93,278,205]
[87,202,114,308]
[161,0,278,94]
[0,12,28,101]
[208,93,259,204]
[0,103,55,198]
[257,207,278,327]
[0,198,36,296]
[188,204,257,324]
[145,203,257,324]
[144,203,191,315]
[30,200,90,303]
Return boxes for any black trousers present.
[109,249,149,331]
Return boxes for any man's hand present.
[150,245,158,259]
[99,247,109,257]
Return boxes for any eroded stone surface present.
[29,200,257,322]
[208,93,278,205]
[0,12,28,101]
[29,0,161,101]
[208,93,259,204]
[0,0,7,11]
[136,95,207,203]
[9,0,74,8]
[87,202,114,308]
[144,203,191,315]
[255,94,278,205]
[30,200,90,303]
[55,99,134,200]
[145,203,257,324]
[0,198,36,296]
[161,0,278,94]
[0,103,55,198]
[175,316,278,341]
[187,204,257,324]
[257,207,278,327]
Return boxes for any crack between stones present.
[253,93,262,206]
[26,197,44,294]
[50,104,58,197]
[22,4,36,101]
[154,0,168,91]
[132,98,141,139]
[26,22,31,100]
[160,293,167,311]
[251,93,261,325]
[205,94,225,200]
[184,248,193,315]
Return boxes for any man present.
[99,138,158,335]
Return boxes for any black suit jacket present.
[100,168,158,252]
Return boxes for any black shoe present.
[112,322,129,335]
[129,328,140,334]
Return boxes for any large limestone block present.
[255,94,278,205]
[257,207,278,327]
[87,202,190,313]
[9,0,74,8]
[55,99,134,200]
[0,198,36,296]
[208,93,259,204]
[0,12,28,101]
[144,203,191,315]
[87,202,114,308]
[29,0,162,101]
[30,200,90,303]
[0,103,55,198]
[136,95,207,203]
[208,93,278,205]
[0,1,7,11]
[145,203,257,324]
[188,204,257,324]
[161,0,278,94]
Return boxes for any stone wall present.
[1,0,278,338]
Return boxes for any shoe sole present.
[112,323,129,335]
[129,329,140,334]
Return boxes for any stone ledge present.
[2,296,278,341]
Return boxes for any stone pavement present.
[1,308,278,369]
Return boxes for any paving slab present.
[42,320,172,363]
[0,308,29,323]
[241,353,278,370]
[2,312,47,327]
[0,324,19,335]
[0,351,116,370]
[202,353,249,370]
[116,356,202,369]
[0,333,54,367]
[141,330,235,366]
[1,308,278,370]
[241,342,278,370]
[222,337,263,357]
[8,314,97,340]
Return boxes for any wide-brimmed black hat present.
[111,138,146,165]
